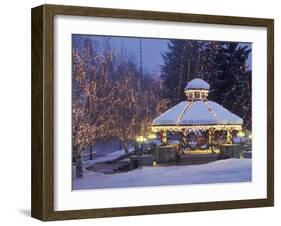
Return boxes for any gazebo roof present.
[152,100,243,127]
[152,78,243,131]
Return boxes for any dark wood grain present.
[31,4,274,221]
[45,4,272,27]
[266,19,274,206]
[31,5,44,220]
[31,5,55,220]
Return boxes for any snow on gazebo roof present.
[152,100,242,127]
[152,78,242,131]
[185,78,210,90]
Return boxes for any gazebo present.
[152,78,243,147]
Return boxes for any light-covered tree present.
[72,39,167,177]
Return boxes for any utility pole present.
[139,38,143,90]
[139,38,144,136]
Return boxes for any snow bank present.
[82,148,134,168]
[73,158,252,190]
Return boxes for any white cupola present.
[184,78,210,101]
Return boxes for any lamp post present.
[136,136,146,155]
[148,133,156,146]
[237,130,245,143]
[237,130,246,159]
[136,136,147,169]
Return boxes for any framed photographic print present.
[31,4,274,221]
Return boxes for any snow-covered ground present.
[73,158,252,190]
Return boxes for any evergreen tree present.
[161,40,252,130]
[208,43,252,130]
[199,41,220,82]
[161,40,201,105]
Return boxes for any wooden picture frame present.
[31,4,274,221]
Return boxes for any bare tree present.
[72,40,169,177]
[72,42,117,177]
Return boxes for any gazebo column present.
[208,128,215,152]
[226,128,233,144]
[160,130,168,145]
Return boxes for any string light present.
[136,136,147,143]
[148,133,157,139]
[152,124,242,133]
[72,42,168,158]
[237,131,245,137]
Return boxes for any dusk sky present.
[73,35,252,74]
[111,37,169,74]
[73,35,169,74]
